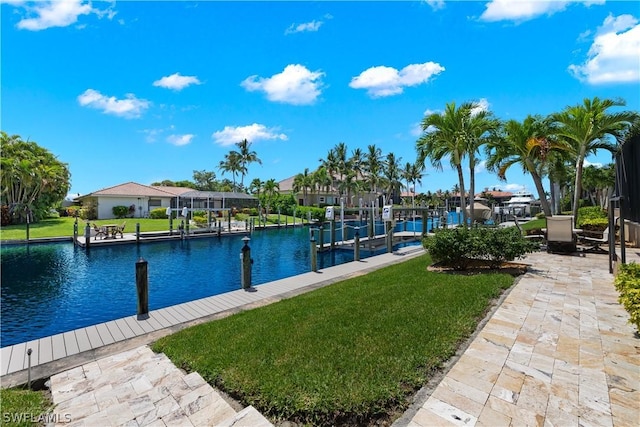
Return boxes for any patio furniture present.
[113,221,126,238]
[544,215,577,254]
[581,226,610,254]
[92,223,106,240]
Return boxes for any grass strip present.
[153,254,513,425]
[0,388,51,426]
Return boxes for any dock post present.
[73,222,78,246]
[354,227,360,261]
[85,223,91,249]
[330,220,336,251]
[386,221,393,253]
[241,236,253,290]
[136,258,149,319]
[27,348,32,389]
[318,224,324,251]
[310,229,318,272]
[136,222,140,243]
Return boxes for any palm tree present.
[464,104,499,223]
[293,168,313,206]
[312,166,331,206]
[417,102,474,225]
[402,161,425,213]
[551,97,638,219]
[485,115,567,216]
[262,178,280,216]
[235,139,262,190]
[382,152,402,205]
[364,144,383,204]
[218,151,243,191]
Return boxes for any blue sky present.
[2,0,639,199]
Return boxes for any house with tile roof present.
[76,182,257,219]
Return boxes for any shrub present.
[576,206,607,228]
[113,205,129,218]
[66,206,80,217]
[150,207,169,219]
[422,226,539,270]
[296,206,326,222]
[614,262,640,331]
[192,215,207,226]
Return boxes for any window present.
[149,199,162,207]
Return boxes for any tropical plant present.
[218,151,243,191]
[550,97,638,219]
[262,178,280,215]
[485,115,567,216]
[0,131,71,224]
[235,139,262,190]
[417,102,474,225]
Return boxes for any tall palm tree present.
[417,102,474,225]
[382,152,402,205]
[312,166,331,206]
[464,104,499,223]
[293,168,312,206]
[551,97,638,219]
[234,139,262,191]
[485,115,567,216]
[402,161,425,211]
[262,178,280,216]
[218,151,243,191]
[319,149,339,200]
[364,144,383,203]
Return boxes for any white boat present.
[505,191,535,218]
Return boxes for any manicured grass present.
[153,254,514,425]
[520,218,546,231]
[0,388,51,426]
[0,215,305,241]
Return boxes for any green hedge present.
[576,206,607,228]
[422,226,539,270]
[614,262,640,331]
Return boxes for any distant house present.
[278,175,380,207]
[76,182,257,219]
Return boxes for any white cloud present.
[569,14,640,84]
[584,159,603,168]
[479,0,604,23]
[77,89,150,118]
[475,160,487,174]
[241,64,324,105]
[349,62,445,98]
[8,0,117,31]
[167,134,195,146]
[425,0,446,11]
[212,123,288,147]
[285,20,323,34]
[471,98,491,116]
[153,73,202,91]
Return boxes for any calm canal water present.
[1,225,422,347]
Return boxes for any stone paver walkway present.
[399,250,640,427]
[48,345,272,427]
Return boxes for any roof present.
[178,191,256,200]
[152,186,196,196]
[475,190,513,199]
[79,182,176,198]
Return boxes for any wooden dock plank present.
[7,343,26,374]
[85,325,104,349]
[38,337,53,364]
[150,310,175,328]
[164,305,193,323]
[114,318,137,339]
[122,316,151,336]
[75,329,92,353]
[104,321,126,342]
[189,300,217,317]
[178,300,207,318]
[63,331,80,357]
[95,323,115,345]
[1,346,13,375]
[51,333,67,361]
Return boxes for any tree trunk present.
[469,157,475,225]
[528,160,551,216]
[456,165,467,227]
[572,149,586,220]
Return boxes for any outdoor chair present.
[113,221,126,238]
[581,226,611,254]
[544,215,577,254]
[92,223,106,240]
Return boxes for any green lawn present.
[0,388,51,427]
[521,217,546,231]
[153,254,514,425]
[0,214,303,241]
